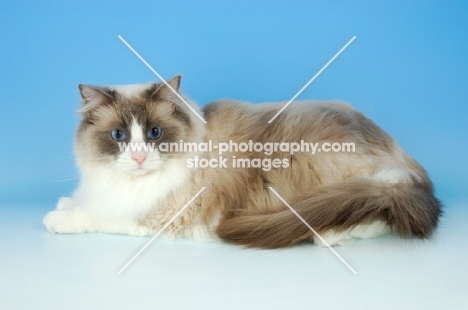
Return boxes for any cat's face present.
[75,76,195,176]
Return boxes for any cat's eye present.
[147,126,162,140]
[111,129,126,141]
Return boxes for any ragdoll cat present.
[43,75,441,248]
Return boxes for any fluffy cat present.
[43,75,441,248]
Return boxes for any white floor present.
[1,203,467,310]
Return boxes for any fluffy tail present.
[216,180,441,249]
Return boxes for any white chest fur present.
[73,160,190,222]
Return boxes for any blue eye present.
[111,129,126,141]
[147,126,162,140]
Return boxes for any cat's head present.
[75,75,203,177]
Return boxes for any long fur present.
[216,179,441,249]
[44,76,442,249]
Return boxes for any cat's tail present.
[216,178,441,249]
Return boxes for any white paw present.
[313,221,391,247]
[349,221,390,239]
[43,209,89,234]
[313,230,353,247]
[56,197,74,210]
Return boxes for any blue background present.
[1,0,467,205]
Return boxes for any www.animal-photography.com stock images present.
[1,1,467,309]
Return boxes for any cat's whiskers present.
[81,157,113,162]
[48,173,81,183]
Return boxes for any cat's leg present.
[43,197,153,236]
[97,220,154,237]
[313,220,390,247]
[43,204,95,234]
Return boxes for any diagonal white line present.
[117,187,206,275]
[118,35,207,124]
[268,36,356,123]
[268,187,357,275]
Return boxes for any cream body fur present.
[43,76,441,248]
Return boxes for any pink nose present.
[131,153,147,165]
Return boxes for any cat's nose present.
[131,152,147,166]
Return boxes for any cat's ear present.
[78,84,113,109]
[151,75,182,102]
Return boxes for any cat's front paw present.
[43,209,89,234]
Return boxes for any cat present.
[43,75,441,248]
